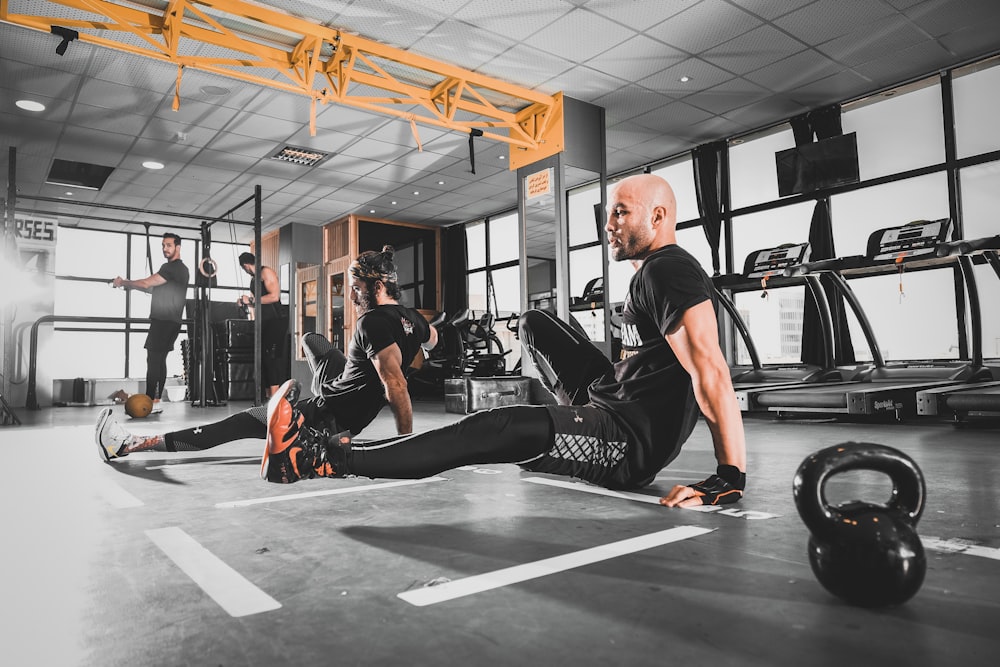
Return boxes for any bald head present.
[606,174,679,262]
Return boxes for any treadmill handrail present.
[784,255,867,277]
[935,234,1000,258]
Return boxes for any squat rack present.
[3,146,265,411]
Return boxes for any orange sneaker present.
[261,379,344,483]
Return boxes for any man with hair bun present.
[95,245,438,462]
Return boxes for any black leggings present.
[343,405,553,479]
[338,310,615,481]
[164,406,267,451]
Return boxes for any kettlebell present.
[792,442,926,608]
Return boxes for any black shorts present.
[145,319,182,351]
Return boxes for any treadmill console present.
[867,218,951,261]
[743,242,811,279]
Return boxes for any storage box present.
[444,376,532,414]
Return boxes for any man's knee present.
[518,309,557,340]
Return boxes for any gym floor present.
[2,398,998,666]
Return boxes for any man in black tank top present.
[259,176,748,510]
[237,252,290,398]
[95,246,438,461]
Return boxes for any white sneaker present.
[95,408,131,462]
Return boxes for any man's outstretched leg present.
[261,385,556,484]
[95,403,270,461]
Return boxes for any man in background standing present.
[237,252,290,398]
[111,232,189,405]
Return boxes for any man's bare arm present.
[112,273,166,293]
[660,299,746,507]
[372,343,414,434]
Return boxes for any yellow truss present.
[0,0,564,169]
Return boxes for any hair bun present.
[381,245,395,258]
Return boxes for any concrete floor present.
[1,398,998,666]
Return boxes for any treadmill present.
[750,219,993,420]
[915,235,1000,420]
[714,242,864,411]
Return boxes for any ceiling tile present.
[687,77,772,115]
[645,0,763,54]
[639,58,737,98]
[816,16,928,67]
[701,24,807,75]
[724,0,818,21]
[744,50,844,92]
[453,0,571,40]
[584,34,688,82]
[524,7,637,62]
[773,0,897,44]
[584,0,692,31]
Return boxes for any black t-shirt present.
[150,259,189,322]
[323,304,430,434]
[589,244,714,486]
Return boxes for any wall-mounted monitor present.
[776,132,860,197]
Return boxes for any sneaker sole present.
[95,407,114,462]
[260,378,299,481]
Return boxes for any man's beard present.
[353,285,374,314]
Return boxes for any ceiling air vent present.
[267,145,332,167]
[46,158,115,190]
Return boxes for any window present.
[959,161,1000,240]
[729,125,794,209]
[842,80,944,181]
[952,56,1000,159]
[829,173,949,258]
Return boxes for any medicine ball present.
[124,393,154,418]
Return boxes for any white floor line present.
[216,476,448,508]
[398,525,714,607]
[146,456,260,470]
[146,527,281,617]
[924,537,1000,561]
[522,476,662,504]
[98,480,144,508]
[521,476,781,520]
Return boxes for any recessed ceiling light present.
[142,160,165,170]
[413,191,419,195]
[16,100,46,112]
[731,138,744,146]
[679,76,692,83]
[498,155,505,160]
[65,191,73,196]
[437,180,445,185]
[369,209,376,214]
[391,201,397,205]
[201,85,231,97]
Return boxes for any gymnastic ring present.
[199,257,218,278]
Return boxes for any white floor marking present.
[216,476,448,508]
[146,456,259,470]
[146,527,281,617]
[98,480,144,508]
[521,476,780,520]
[398,525,714,607]
[924,537,1000,561]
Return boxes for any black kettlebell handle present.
[793,442,925,539]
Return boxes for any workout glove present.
[689,465,745,505]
